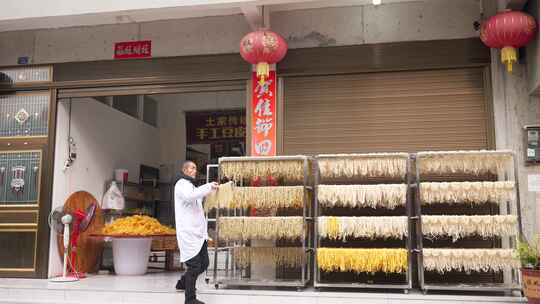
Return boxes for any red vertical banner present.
[251,70,277,156]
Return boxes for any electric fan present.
[48,203,96,282]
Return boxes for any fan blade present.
[79,203,96,231]
[50,210,66,234]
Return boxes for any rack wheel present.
[403,289,409,294]
[214,284,219,289]
[205,278,210,284]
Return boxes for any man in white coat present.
[174,160,218,304]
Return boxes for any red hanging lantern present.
[239,29,288,84]
[480,10,537,73]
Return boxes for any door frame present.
[0,88,57,278]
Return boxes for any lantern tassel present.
[256,62,270,85]
[501,46,517,73]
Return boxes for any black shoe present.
[185,299,205,304]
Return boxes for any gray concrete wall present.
[0,0,480,66]
[487,0,540,240]
[491,56,540,240]
[526,0,540,94]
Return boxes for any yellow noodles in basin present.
[102,215,175,236]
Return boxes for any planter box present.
[523,268,540,304]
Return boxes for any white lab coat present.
[174,178,214,262]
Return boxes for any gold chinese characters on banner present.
[251,70,277,156]
[186,110,246,144]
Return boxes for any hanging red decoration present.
[250,176,262,187]
[266,176,278,186]
[239,29,288,84]
[249,176,261,216]
[480,10,537,73]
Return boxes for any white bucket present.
[112,238,152,275]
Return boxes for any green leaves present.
[518,236,540,269]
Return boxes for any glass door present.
[0,91,52,278]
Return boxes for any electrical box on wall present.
[525,125,540,164]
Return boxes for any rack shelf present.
[314,153,413,292]
[212,155,313,289]
[414,150,522,294]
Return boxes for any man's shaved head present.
[182,161,197,178]
[182,161,196,170]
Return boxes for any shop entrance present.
[50,83,246,276]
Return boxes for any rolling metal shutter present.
[283,68,491,155]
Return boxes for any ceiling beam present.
[240,4,263,30]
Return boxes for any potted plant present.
[519,235,540,303]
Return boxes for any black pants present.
[179,241,209,303]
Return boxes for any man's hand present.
[210,182,219,190]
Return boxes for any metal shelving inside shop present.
[414,150,522,294]
[313,153,413,292]
[211,155,314,289]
